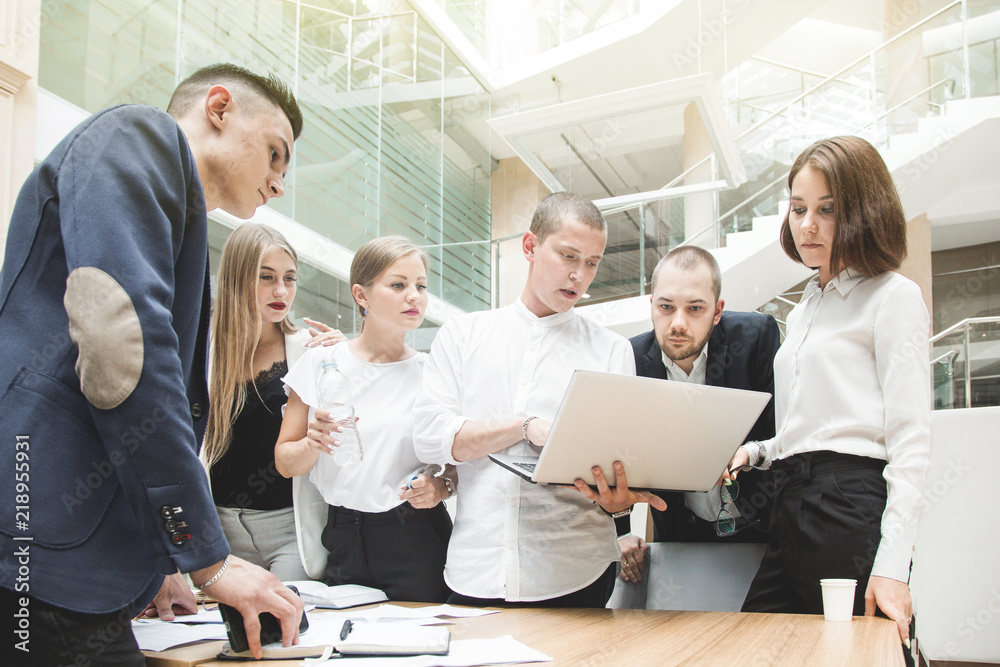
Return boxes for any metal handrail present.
[608,2,963,255]
[930,315,1000,409]
[732,1,961,144]
[716,174,787,227]
[931,349,960,366]
[851,78,953,135]
[749,56,847,84]
[717,75,953,230]
[929,316,1000,344]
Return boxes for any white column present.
[0,0,40,262]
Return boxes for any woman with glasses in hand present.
[726,136,930,650]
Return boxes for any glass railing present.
[716,1,978,243]
[931,316,1000,409]
[695,1,1000,246]
[491,0,1000,305]
[39,0,493,327]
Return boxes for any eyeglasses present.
[715,474,763,537]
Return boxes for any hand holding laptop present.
[572,461,667,514]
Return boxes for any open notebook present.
[217,614,451,660]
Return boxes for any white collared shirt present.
[414,299,635,601]
[760,269,930,581]
[662,346,708,385]
[659,346,730,521]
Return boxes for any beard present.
[658,322,714,364]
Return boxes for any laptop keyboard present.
[512,461,537,473]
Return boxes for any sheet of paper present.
[309,635,552,666]
[285,615,448,649]
[350,604,499,622]
[132,608,224,624]
[131,619,228,652]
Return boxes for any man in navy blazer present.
[0,64,305,662]
[616,246,780,583]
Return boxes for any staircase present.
[581,1,1000,338]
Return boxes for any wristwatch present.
[749,441,766,467]
[602,506,632,519]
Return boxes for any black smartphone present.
[217,584,309,654]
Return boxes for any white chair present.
[608,542,766,611]
[911,406,1000,665]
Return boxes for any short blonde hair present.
[351,236,428,320]
[530,192,606,245]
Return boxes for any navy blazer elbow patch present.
[64,267,144,409]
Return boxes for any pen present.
[340,619,352,641]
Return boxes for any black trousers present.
[742,451,888,616]
[322,502,452,603]
[446,562,618,609]
[2,586,146,667]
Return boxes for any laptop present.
[489,370,770,492]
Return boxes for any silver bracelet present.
[441,476,456,498]
[198,554,231,589]
[522,416,538,445]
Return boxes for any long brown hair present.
[203,223,298,470]
[780,135,907,277]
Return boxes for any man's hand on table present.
[192,555,305,659]
[139,572,198,620]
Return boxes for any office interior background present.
[0,0,997,663]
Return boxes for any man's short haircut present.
[780,135,907,276]
[530,192,607,245]
[167,63,303,140]
[651,245,722,302]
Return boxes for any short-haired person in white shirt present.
[276,236,455,602]
[414,192,666,608]
[726,136,930,649]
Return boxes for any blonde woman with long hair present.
[276,236,454,602]
[205,223,343,581]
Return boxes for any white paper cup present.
[820,578,857,622]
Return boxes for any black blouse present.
[210,360,293,510]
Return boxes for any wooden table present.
[144,606,904,666]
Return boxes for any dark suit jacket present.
[618,311,780,543]
[0,106,227,613]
